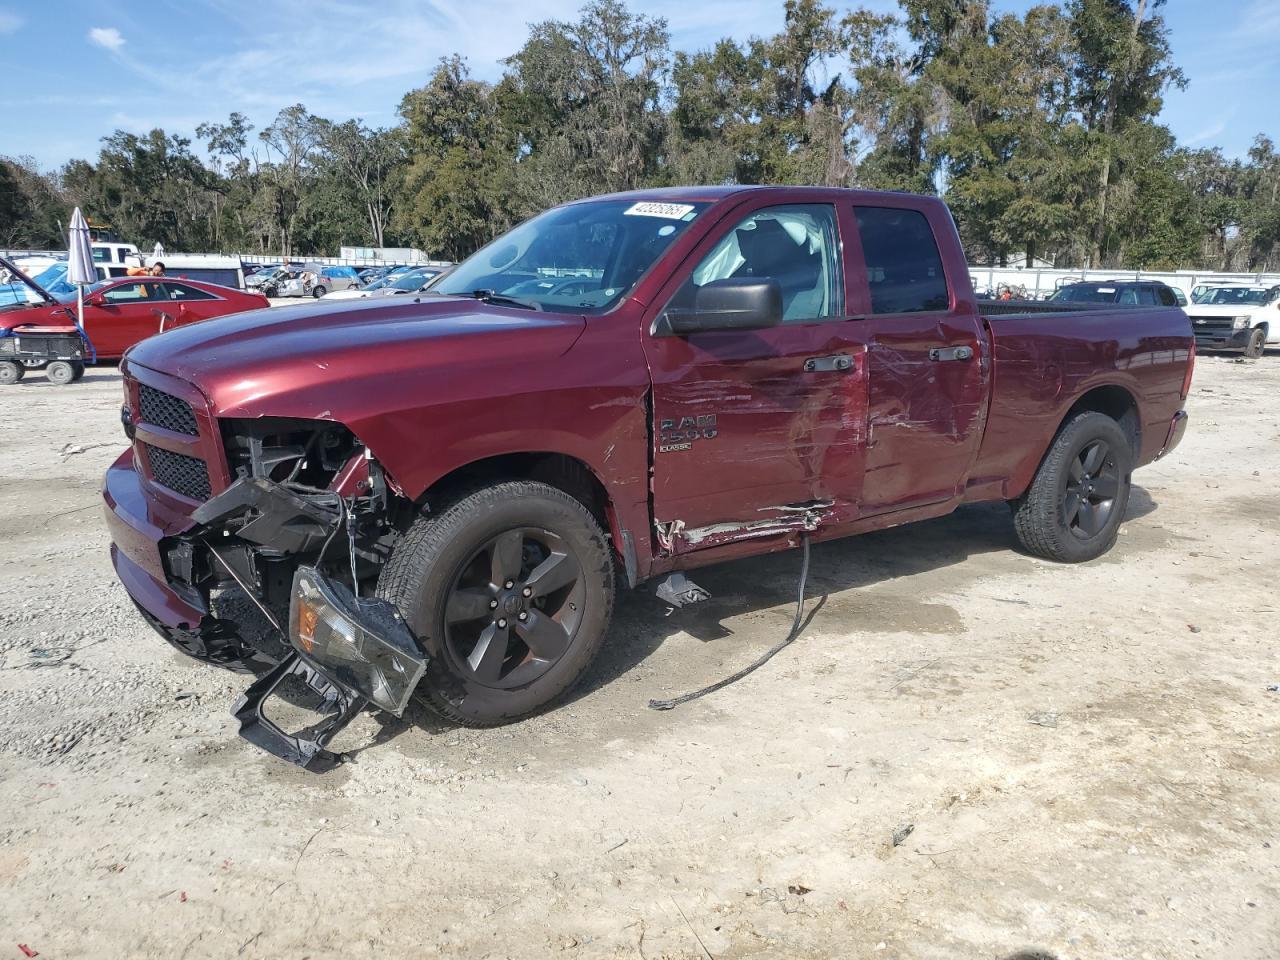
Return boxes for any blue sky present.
[1,0,1275,170]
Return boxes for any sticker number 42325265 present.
[624,201,696,220]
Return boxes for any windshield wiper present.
[467,289,542,312]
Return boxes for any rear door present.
[643,197,870,552]
[846,202,990,514]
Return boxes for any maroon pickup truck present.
[103,186,1193,766]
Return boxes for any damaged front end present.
[151,417,428,768]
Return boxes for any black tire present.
[46,360,75,385]
[1245,327,1266,359]
[1012,411,1132,563]
[311,285,326,298]
[0,360,23,385]
[378,481,615,727]
[69,361,86,382]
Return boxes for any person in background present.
[125,261,165,277]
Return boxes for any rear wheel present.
[311,285,327,298]
[378,481,615,727]
[1012,411,1132,563]
[0,360,24,385]
[1245,327,1266,359]
[46,360,76,385]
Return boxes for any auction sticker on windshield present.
[625,202,697,220]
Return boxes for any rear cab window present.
[853,207,950,314]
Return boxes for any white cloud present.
[0,10,23,34]
[88,26,125,51]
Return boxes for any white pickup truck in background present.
[1187,283,1280,357]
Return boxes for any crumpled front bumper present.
[104,450,428,769]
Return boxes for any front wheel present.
[1245,327,1266,359]
[378,481,615,727]
[1012,411,1133,563]
[311,285,326,298]
[69,361,86,382]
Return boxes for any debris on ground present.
[1027,711,1059,728]
[892,824,915,847]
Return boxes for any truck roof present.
[568,185,952,206]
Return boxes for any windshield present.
[388,269,438,291]
[53,279,109,304]
[1050,284,1119,303]
[432,199,709,313]
[1203,287,1268,305]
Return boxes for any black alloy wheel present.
[1062,439,1121,539]
[443,527,585,689]
[1012,411,1132,562]
[377,480,615,726]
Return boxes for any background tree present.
[1,0,1275,271]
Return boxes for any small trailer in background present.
[0,323,89,384]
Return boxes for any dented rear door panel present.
[842,199,991,515]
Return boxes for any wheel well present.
[1063,385,1140,456]
[420,453,610,528]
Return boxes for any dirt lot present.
[0,354,1277,959]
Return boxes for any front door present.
[643,199,869,554]
[88,280,171,356]
[846,203,989,514]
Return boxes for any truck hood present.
[1185,303,1270,317]
[126,294,587,420]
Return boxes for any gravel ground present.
[0,354,1277,959]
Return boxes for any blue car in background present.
[0,263,79,306]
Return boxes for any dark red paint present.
[106,187,1192,628]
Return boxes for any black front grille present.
[138,384,198,436]
[1189,316,1233,331]
[145,444,211,501]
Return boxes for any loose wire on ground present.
[648,532,811,711]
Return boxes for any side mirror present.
[658,278,783,336]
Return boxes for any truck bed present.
[968,302,1192,501]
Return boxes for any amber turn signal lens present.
[296,602,319,653]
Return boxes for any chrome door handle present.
[803,354,854,373]
[928,345,974,362]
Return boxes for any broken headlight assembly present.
[221,417,363,489]
[289,566,426,715]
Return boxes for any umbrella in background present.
[66,209,98,362]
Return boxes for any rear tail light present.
[1181,338,1195,400]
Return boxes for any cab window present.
[678,204,843,324]
[854,207,950,314]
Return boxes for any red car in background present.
[0,271,269,381]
